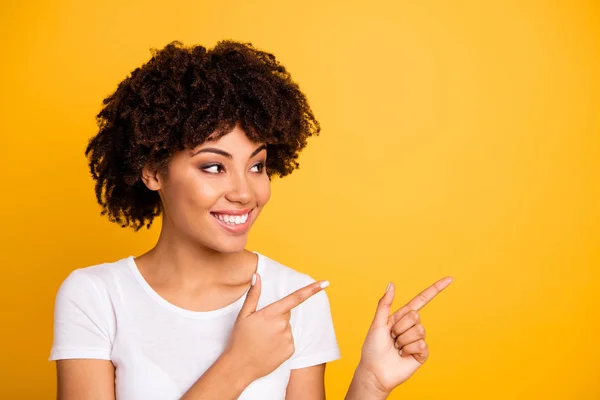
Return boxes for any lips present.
[210,208,253,216]
[210,208,253,235]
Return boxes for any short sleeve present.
[49,269,115,361]
[289,276,341,370]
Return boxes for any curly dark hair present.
[85,40,320,231]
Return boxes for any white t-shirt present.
[49,251,340,399]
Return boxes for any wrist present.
[351,363,390,400]
[218,348,256,386]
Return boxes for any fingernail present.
[251,274,256,286]
[386,282,391,293]
[320,281,330,289]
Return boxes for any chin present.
[206,236,249,254]
[211,244,248,255]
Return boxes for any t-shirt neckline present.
[126,251,265,319]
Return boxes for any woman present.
[49,40,452,400]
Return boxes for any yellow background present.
[1,0,599,398]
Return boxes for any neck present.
[137,218,254,290]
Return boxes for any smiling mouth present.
[210,208,254,233]
[211,212,249,225]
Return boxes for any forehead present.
[190,126,266,155]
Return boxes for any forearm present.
[344,364,390,400]
[180,351,254,400]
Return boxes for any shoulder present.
[255,252,332,312]
[50,258,128,359]
[256,252,316,292]
[54,256,131,302]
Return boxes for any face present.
[143,124,271,253]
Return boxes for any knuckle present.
[395,337,403,349]
[295,292,305,304]
[285,324,293,335]
[279,319,289,331]
[285,342,295,358]
[418,339,427,350]
[417,324,426,337]
[410,310,420,323]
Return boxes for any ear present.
[141,165,161,191]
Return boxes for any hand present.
[224,273,330,382]
[357,277,453,395]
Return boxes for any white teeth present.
[213,212,249,226]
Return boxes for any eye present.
[250,162,265,173]
[201,164,224,174]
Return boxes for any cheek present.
[187,180,222,211]
[256,178,271,206]
[163,175,220,215]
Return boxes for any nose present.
[224,169,252,204]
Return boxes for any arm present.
[180,350,255,400]
[52,270,117,400]
[57,360,116,400]
[285,364,326,400]
[285,274,340,400]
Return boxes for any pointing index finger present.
[262,280,330,316]
[405,276,453,311]
[389,276,453,325]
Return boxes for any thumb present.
[371,282,395,328]
[238,273,262,318]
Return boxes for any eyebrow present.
[191,144,267,159]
